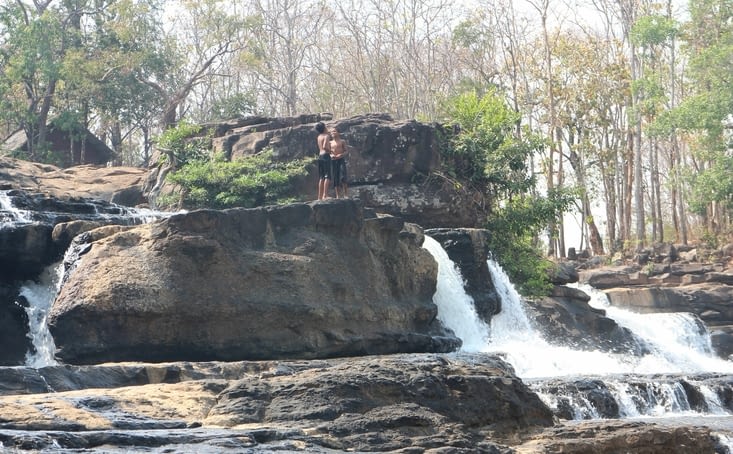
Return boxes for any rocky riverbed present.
[2,112,733,453]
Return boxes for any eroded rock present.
[49,199,460,364]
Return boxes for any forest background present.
[0,0,731,278]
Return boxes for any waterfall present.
[1,189,180,368]
[483,258,636,378]
[20,262,63,368]
[0,190,31,222]
[577,282,733,374]
[423,237,733,430]
[424,238,623,377]
[422,236,489,351]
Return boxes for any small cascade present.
[19,261,63,368]
[422,236,489,350]
[577,283,733,374]
[1,190,180,368]
[0,190,32,222]
[92,203,175,225]
[424,237,733,425]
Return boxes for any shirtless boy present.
[315,122,332,200]
[329,128,349,198]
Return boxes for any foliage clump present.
[441,90,573,296]
[158,122,309,210]
[155,122,209,167]
[165,151,309,210]
[484,192,574,296]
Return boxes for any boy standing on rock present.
[315,122,332,200]
[329,128,349,198]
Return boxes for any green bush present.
[166,150,310,209]
[485,191,573,296]
[155,121,209,167]
[440,90,573,296]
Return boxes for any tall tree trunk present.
[567,130,605,256]
[632,48,645,251]
[623,130,634,245]
[676,138,688,244]
[667,0,687,245]
[532,0,558,257]
[652,138,663,243]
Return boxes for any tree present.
[61,0,173,165]
[670,0,733,235]
[0,1,66,159]
[443,90,573,295]
[630,13,678,244]
[550,31,631,255]
[148,0,253,129]
[0,0,177,165]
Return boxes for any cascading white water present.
[423,237,733,434]
[20,262,63,368]
[425,239,625,377]
[576,282,733,374]
[422,236,489,351]
[1,190,181,368]
[0,190,31,222]
[481,260,733,377]
[483,258,640,378]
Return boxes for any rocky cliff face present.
[48,199,460,364]
[150,113,483,228]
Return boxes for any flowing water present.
[424,236,733,445]
[422,236,490,351]
[21,262,63,368]
[1,190,179,369]
[4,195,733,446]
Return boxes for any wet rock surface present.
[0,354,552,453]
[0,356,725,453]
[1,155,733,452]
[528,287,646,356]
[48,200,460,364]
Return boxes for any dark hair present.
[315,122,326,133]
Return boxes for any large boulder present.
[527,285,646,355]
[152,113,482,228]
[48,199,461,364]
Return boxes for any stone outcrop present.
[49,199,460,364]
[0,189,151,280]
[0,157,147,205]
[151,113,482,228]
[0,355,722,454]
[528,285,645,355]
[514,420,717,454]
